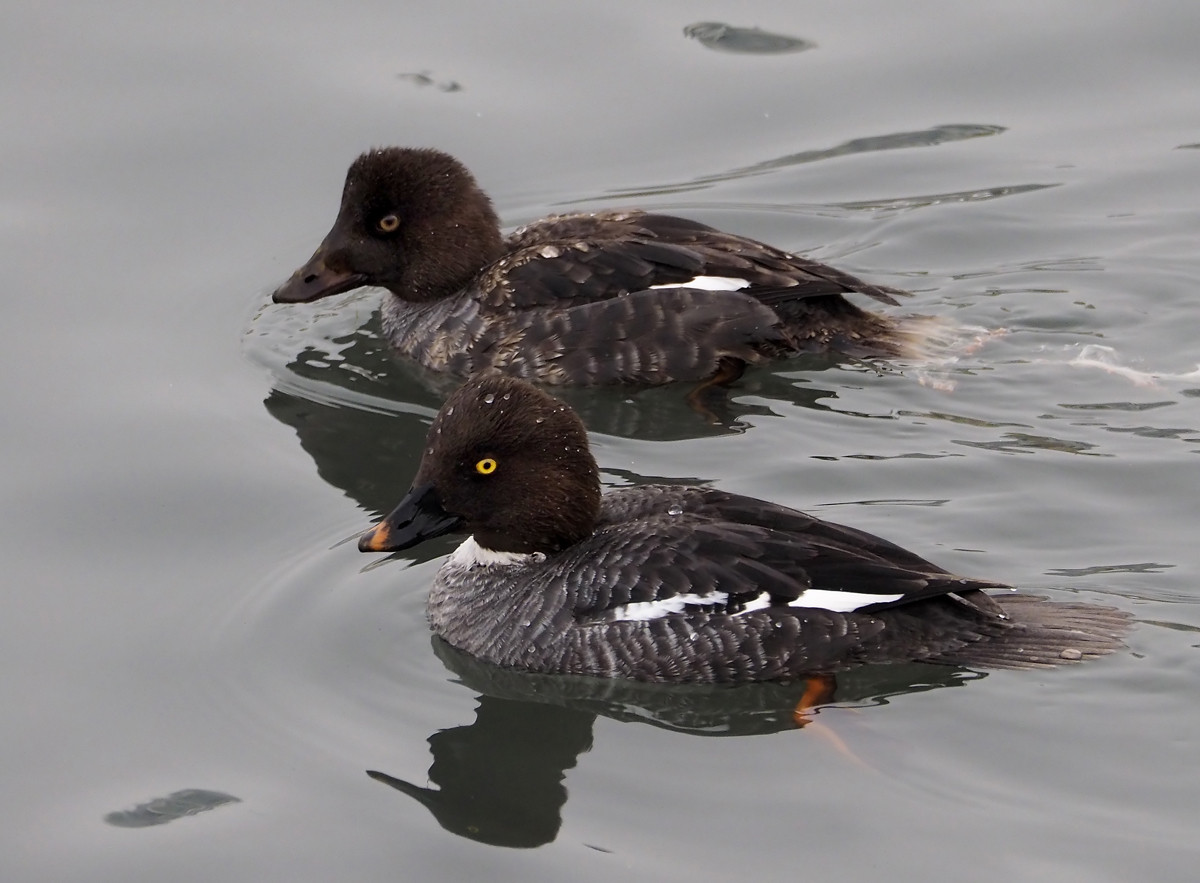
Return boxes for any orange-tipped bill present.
[358,483,464,553]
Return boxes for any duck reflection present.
[367,637,981,848]
[367,693,592,849]
[260,327,857,515]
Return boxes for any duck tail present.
[931,593,1132,670]
[883,315,1006,390]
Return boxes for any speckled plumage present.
[358,374,1131,683]
[274,147,911,386]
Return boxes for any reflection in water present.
[252,313,851,436]
[683,22,815,55]
[264,387,431,517]
[368,698,594,849]
[250,301,1022,518]
[430,638,982,734]
[104,788,240,828]
[254,310,870,513]
[368,638,981,847]
[261,365,844,515]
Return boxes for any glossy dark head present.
[359,373,602,555]
[273,147,504,304]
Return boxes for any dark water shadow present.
[104,788,240,828]
[397,70,462,92]
[258,318,864,515]
[683,22,816,55]
[366,637,982,848]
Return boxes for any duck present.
[273,147,927,387]
[357,373,1130,683]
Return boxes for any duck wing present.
[486,211,904,312]
[568,487,1005,623]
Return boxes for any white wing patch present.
[607,588,905,621]
[788,590,905,612]
[649,276,750,292]
[609,592,729,621]
[736,593,773,614]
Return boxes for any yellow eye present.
[377,213,400,233]
[475,457,497,475]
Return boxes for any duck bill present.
[272,245,368,304]
[358,484,464,553]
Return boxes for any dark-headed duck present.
[357,373,1130,683]
[274,147,932,386]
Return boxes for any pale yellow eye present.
[377,213,400,233]
[475,458,497,475]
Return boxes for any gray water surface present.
[4,2,1199,880]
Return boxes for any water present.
[4,2,1199,880]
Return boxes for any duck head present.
[359,373,602,555]
[273,147,504,305]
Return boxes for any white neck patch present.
[448,536,541,569]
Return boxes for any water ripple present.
[583,125,1009,201]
